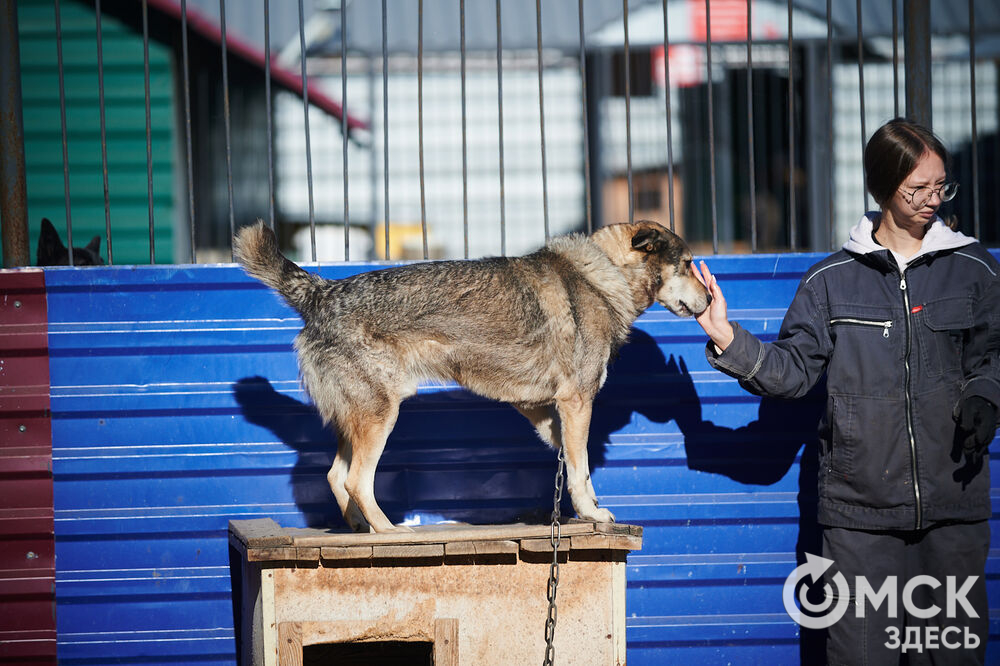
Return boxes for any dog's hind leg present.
[305,361,400,533]
[327,430,369,532]
[342,399,412,533]
[556,394,615,524]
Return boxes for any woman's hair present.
[864,118,951,207]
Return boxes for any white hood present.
[843,212,977,262]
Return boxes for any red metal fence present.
[0,269,55,664]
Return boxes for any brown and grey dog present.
[234,220,709,533]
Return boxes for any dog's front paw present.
[582,507,616,524]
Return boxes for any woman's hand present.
[691,260,735,352]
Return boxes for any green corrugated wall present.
[17,0,176,265]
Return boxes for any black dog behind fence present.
[0,0,996,268]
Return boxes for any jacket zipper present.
[900,273,922,530]
[829,317,893,338]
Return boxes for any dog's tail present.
[234,221,322,316]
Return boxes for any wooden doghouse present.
[229,518,642,665]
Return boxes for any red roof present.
[146,0,368,133]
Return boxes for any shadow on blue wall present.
[232,374,564,528]
[230,328,823,534]
[598,329,826,661]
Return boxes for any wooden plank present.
[294,619,436,646]
[277,622,303,666]
[261,570,277,666]
[570,534,612,550]
[229,518,292,548]
[519,538,570,554]
[287,522,596,548]
[570,534,642,551]
[611,535,643,551]
[294,547,320,561]
[246,546,298,563]
[444,540,518,557]
[592,522,643,538]
[371,544,445,560]
[235,521,640,561]
[613,562,627,664]
[434,618,459,666]
[320,545,373,561]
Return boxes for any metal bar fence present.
[893,0,900,118]
[826,0,835,251]
[418,0,428,259]
[461,0,470,258]
[786,0,796,250]
[142,0,154,263]
[0,0,29,268]
[746,0,756,253]
[219,0,235,261]
[381,0,390,259]
[496,0,506,256]
[661,0,676,233]
[181,0,196,263]
[970,0,981,239]
[705,0,718,253]
[459,0,469,258]
[264,0,275,231]
[340,0,349,259]
[1,1,996,266]
[94,0,112,264]
[857,0,869,213]
[297,0,316,261]
[578,0,592,235]
[54,0,73,265]
[623,0,633,224]
[535,0,550,242]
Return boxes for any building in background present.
[289,0,1000,258]
[13,0,1000,263]
[15,0,357,264]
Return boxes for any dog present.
[234,219,710,533]
[36,218,104,266]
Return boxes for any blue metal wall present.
[44,253,999,664]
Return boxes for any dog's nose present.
[705,291,713,307]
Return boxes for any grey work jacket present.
[707,216,1000,531]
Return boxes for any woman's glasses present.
[898,182,959,209]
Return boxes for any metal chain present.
[543,443,566,666]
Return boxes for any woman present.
[694,118,999,664]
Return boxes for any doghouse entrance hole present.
[303,640,433,665]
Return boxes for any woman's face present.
[883,150,947,231]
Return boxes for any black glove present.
[956,396,998,465]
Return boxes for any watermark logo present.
[782,553,850,629]
[782,554,983,653]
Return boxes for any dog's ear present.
[39,218,64,248]
[37,218,68,265]
[77,235,105,265]
[631,227,665,254]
